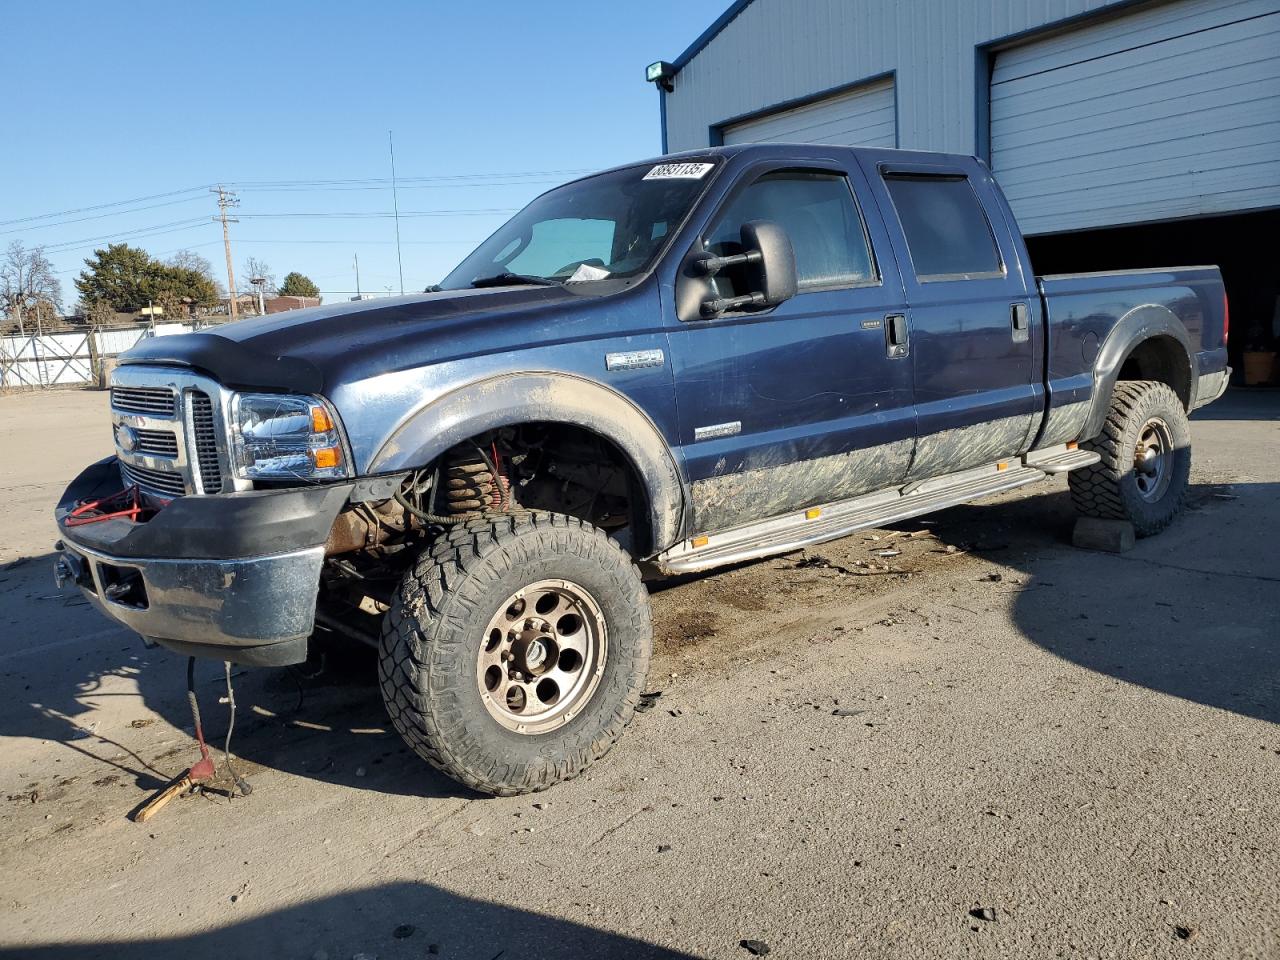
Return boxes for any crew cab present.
[55,144,1230,795]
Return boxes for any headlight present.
[230,393,350,481]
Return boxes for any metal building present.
[651,0,1280,382]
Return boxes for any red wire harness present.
[64,485,155,527]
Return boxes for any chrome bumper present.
[55,539,324,664]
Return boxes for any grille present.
[120,461,187,498]
[132,428,180,458]
[190,391,223,493]
[111,386,177,417]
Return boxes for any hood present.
[119,284,612,394]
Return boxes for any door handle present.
[1011,302,1030,343]
[885,313,909,359]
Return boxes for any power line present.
[4,167,582,234]
[0,195,208,236]
[41,217,212,253]
[235,178,570,193]
[231,238,481,245]
[0,186,210,228]
[234,209,516,219]
[226,168,593,189]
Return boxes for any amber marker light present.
[311,447,342,469]
[311,405,335,433]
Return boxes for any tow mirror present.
[696,219,798,317]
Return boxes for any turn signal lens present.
[691,535,709,548]
[805,507,821,520]
[311,405,335,433]
[310,447,342,469]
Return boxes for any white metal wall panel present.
[991,0,1280,233]
[663,0,1135,155]
[721,78,896,147]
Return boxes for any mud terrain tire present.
[1069,380,1191,537]
[379,511,651,795]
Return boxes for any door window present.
[704,170,877,299]
[883,175,1003,281]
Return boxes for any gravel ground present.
[1,387,1277,960]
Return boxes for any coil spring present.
[443,445,509,517]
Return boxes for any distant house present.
[265,295,322,314]
[218,293,257,316]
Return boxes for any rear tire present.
[1069,380,1191,537]
[378,511,651,795]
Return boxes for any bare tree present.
[168,249,226,298]
[1,241,63,335]
[241,257,276,297]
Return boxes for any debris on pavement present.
[1174,925,1198,941]
[740,939,771,955]
[393,923,415,939]
[969,907,998,922]
[635,691,663,712]
[831,708,865,717]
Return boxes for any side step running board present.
[658,444,1096,574]
[1022,446,1100,474]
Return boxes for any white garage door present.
[721,77,896,148]
[991,0,1280,235]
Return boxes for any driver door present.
[665,161,914,534]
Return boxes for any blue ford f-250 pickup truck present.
[55,144,1229,794]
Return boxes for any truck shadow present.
[913,477,1280,726]
[0,879,704,959]
[4,481,1275,804]
[0,557,466,800]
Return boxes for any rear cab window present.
[882,175,1003,281]
[703,169,878,300]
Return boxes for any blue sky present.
[1,0,725,305]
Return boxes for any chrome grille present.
[133,428,180,458]
[111,386,177,417]
[190,391,223,494]
[121,461,187,498]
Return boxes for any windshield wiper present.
[470,272,562,289]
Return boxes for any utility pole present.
[388,131,405,295]
[212,186,241,321]
[354,253,362,300]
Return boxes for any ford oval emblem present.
[115,424,138,453]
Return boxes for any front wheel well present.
[1116,335,1192,410]
[426,422,655,557]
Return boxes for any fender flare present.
[1081,304,1196,440]
[367,371,686,555]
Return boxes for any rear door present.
[858,156,1040,479]
[666,156,914,533]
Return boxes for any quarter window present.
[704,170,877,299]
[883,175,1002,280]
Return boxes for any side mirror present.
[740,220,797,305]
[697,219,798,317]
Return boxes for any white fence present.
[0,322,200,389]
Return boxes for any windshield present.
[439,160,719,289]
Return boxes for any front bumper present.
[55,457,353,666]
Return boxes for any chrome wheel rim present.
[476,579,607,734]
[1133,417,1174,502]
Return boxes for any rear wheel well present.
[1116,335,1192,410]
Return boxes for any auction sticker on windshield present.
[643,162,715,180]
